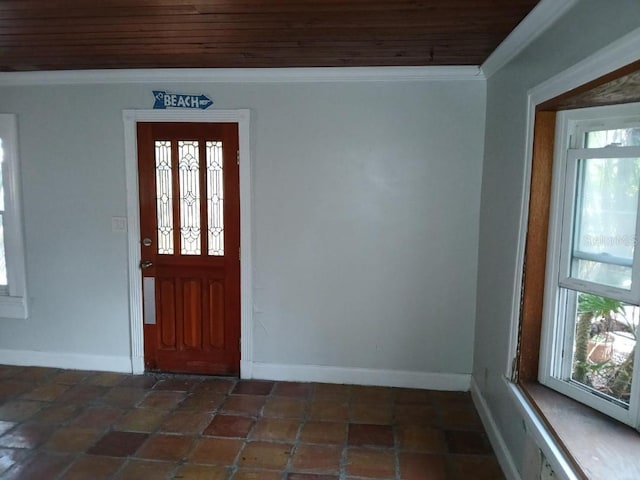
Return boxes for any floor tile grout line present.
[279,385,309,478]
[108,455,132,480]
[393,420,401,480]
[339,421,349,480]
[189,376,240,479]
[241,383,270,474]
[51,450,85,480]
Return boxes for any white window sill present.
[0,295,28,319]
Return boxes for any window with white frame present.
[0,114,27,319]
[540,102,640,428]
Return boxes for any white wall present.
[474,0,640,477]
[0,76,485,384]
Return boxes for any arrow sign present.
[153,90,213,110]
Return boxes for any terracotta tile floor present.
[0,365,505,479]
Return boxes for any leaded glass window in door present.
[178,141,201,255]
[154,139,225,257]
[155,141,174,255]
[206,141,224,256]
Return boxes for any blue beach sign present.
[153,90,213,110]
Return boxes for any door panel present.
[159,278,176,347]
[137,122,240,375]
[209,280,225,348]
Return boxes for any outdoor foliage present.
[572,293,636,403]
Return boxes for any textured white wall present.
[474,0,640,476]
[0,78,485,379]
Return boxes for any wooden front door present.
[137,122,240,375]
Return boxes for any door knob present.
[140,260,153,269]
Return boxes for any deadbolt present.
[142,237,153,247]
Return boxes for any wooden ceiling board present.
[0,0,540,71]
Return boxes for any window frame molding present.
[509,26,640,381]
[506,27,640,480]
[0,114,28,319]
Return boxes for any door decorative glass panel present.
[155,141,174,255]
[153,140,225,257]
[206,141,224,256]
[178,141,201,255]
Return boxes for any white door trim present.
[122,109,252,377]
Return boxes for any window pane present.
[585,128,640,148]
[206,141,224,256]
[572,259,632,290]
[0,214,6,286]
[568,291,637,407]
[155,141,174,255]
[178,141,201,255]
[571,156,640,289]
[0,138,4,212]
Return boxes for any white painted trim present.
[0,296,28,321]
[530,26,640,105]
[0,348,132,373]
[250,362,471,391]
[122,109,252,376]
[470,378,521,480]
[481,0,579,78]
[122,112,144,374]
[506,379,580,480]
[131,356,144,375]
[0,114,28,320]
[0,66,483,86]
[237,111,253,380]
[505,95,537,380]
[240,360,253,379]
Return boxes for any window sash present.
[558,146,640,304]
[0,211,7,290]
[545,288,640,427]
[575,118,640,149]
[540,104,640,431]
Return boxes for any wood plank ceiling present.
[0,0,540,72]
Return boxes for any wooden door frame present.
[122,109,252,377]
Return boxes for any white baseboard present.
[249,361,471,391]
[470,377,521,480]
[0,350,470,390]
[0,349,133,373]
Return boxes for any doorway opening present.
[122,109,252,377]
